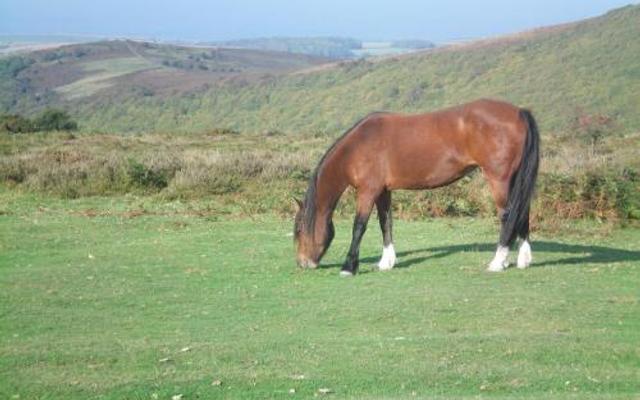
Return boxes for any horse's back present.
[340,99,527,190]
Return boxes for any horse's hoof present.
[487,261,509,272]
[377,245,396,270]
[339,270,354,277]
[517,242,532,269]
[377,258,395,271]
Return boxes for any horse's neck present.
[314,153,348,220]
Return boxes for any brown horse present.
[294,99,539,276]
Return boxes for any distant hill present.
[202,37,363,59]
[201,37,436,59]
[0,40,330,114]
[1,5,639,134]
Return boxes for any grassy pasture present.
[1,191,639,399]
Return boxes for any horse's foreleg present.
[340,192,376,277]
[375,189,395,271]
[486,177,511,272]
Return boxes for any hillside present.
[0,40,330,116]
[1,5,639,134]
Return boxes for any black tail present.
[499,109,540,247]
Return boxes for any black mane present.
[296,112,386,239]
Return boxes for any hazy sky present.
[0,0,637,42]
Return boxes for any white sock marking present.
[378,244,396,271]
[488,245,509,272]
[517,240,532,269]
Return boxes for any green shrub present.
[0,110,78,133]
[127,160,169,190]
[615,168,640,219]
[535,169,640,220]
[0,114,34,133]
[34,109,78,132]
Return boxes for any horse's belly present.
[386,154,475,190]
[389,174,467,190]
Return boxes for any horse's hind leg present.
[486,177,511,271]
[340,190,377,277]
[516,208,532,269]
[486,177,533,270]
[375,189,396,271]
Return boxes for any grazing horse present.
[294,99,539,276]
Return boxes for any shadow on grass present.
[320,241,640,270]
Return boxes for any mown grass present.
[0,190,639,399]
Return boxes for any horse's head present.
[294,198,334,268]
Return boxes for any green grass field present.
[1,191,639,399]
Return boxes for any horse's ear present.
[293,197,303,210]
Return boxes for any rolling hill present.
[1,5,639,134]
[0,40,330,117]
